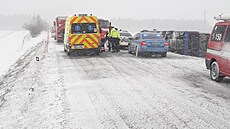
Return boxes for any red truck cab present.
[54,16,67,42]
[205,14,230,82]
[98,19,110,51]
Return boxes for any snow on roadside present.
[0,31,47,77]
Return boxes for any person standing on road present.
[111,27,120,52]
[107,26,114,51]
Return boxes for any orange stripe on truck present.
[71,35,83,45]
[86,35,98,45]
[84,17,91,23]
[80,39,85,44]
[70,17,77,24]
[89,17,97,23]
[85,39,95,48]
[68,35,75,43]
[78,17,84,23]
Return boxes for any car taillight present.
[141,41,147,46]
[164,42,169,47]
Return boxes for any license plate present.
[74,45,84,49]
[152,43,160,46]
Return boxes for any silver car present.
[119,31,132,49]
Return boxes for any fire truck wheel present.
[210,61,224,82]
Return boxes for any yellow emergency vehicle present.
[64,14,101,55]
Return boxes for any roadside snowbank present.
[0,31,47,77]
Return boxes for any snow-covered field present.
[0,31,47,77]
[0,36,230,129]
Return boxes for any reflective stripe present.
[207,49,221,56]
[207,48,230,59]
[67,15,100,49]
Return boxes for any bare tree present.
[23,15,48,37]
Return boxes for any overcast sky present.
[1,0,230,25]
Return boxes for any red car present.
[205,14,230,82]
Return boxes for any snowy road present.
[1,38,230,129]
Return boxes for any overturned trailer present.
[163,31,210,57]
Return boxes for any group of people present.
[106,26,120,52]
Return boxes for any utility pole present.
[204,10,206,32]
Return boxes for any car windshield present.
[141,33,163,39]
[71,23,97,34]
[120,33,132,37]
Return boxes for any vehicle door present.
[223,25,230,74]
[209,25,227,72]
[64,19,69,45]
[130,33,140,51]
[71,22,99,49]
[133,33,141,48]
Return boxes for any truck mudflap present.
[205,59,211,69]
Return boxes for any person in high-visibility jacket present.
[110,28,120,52]
[107,26,114,51]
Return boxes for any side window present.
[224,26,230,43]
[211,25,226,42]
[134,33,140,40]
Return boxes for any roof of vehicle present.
[215,21,230,25]
[56,16,67,20]
[139,32,162,35]
[140,29,157,33]
[139,32,164,39]
[120,31,131,33]
[98,18,109,21]
[214,14,230,21]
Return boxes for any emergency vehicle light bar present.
[78,14,88,16]
[214,14,230,21]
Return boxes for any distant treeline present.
[110,18,212,33]
[0,14,48,31]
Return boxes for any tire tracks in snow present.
[0,41,44,108]
[63,54,129,129]
[69,53,181,128]
[0,38,68,129]
[96,52,230,128]
[119,54,230,123]
[100,53,193,128]
[0,32,15,39]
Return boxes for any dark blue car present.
[128,32,168,57]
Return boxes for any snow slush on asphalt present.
[0,33,230,129]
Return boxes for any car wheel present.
[67,49,71,56]
[128,46,132,54]
[95,49,100,55]
[210,61,224,82]
[161,52,167,57]
[64,47,67,52]
[135,47,140,57]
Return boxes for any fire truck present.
[98,18,110,51]
[54,16,67,42]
